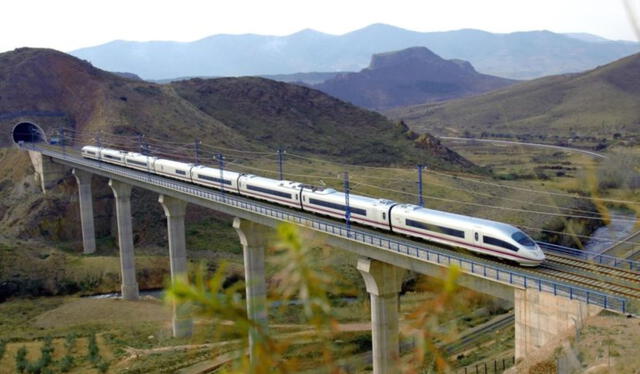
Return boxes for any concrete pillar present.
[159,194,192,338]
[357,257,405,374]
[233,217,270,363]
[72,169,96,254]
[108,179,139,301]
[514,288,602,359]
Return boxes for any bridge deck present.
[23,143,632,314]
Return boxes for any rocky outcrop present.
[314,47,516,110]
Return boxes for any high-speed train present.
[82,145,545,266]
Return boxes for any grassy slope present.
[170,77,476,169]
[388,53,640,143]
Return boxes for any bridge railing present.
[538,242,640,272]
[25,143,629,314]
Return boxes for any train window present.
[104,155,122,161]
[86,151,96,155]
[405,219,464,238]
[197,174,232,185]
[512,232,535,247]
[483,236,518,252]
[127,159,147,167]
[382,212,386,220]
[308,198,367,216]
[295,194,299,200]
[474,232,479,241]
[247,185,292,199]
[175,170,186,175]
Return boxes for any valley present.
[1,12,640,371]
[388,52,640,149]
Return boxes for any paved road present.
[440,137,608,159]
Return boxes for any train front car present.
[391,205,545,266]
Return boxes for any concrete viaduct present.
[11,122,628,374]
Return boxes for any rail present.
[538,241,640,272]
[23,143,630,314]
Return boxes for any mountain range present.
[387,52,640,145]
[70,24,639,80]
[313,47,516,110]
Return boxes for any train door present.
[473,228,481,244]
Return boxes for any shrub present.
[40,336,54,367]
[59,355,74,372]
[64,333,77,353]
[596,150,640,190]
[96,359,110,373]
[16,346,28,373]
[87,333,100,364]
[26,360,45,374]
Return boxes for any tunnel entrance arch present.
[12,122,47,144]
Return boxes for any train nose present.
[533,246,545,260]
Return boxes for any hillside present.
[70,24,639,80]
[0,48,474,168]
[313,47,515,110]
[0,48,476,258]
[388,52,640,145]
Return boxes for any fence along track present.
[25,143,631,314]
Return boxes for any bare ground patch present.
[33,297,172,329]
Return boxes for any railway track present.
[444,313,515,355]
[37,144,640,308]
[601,229,640,257]
[537,264,640,300]
[546,254,640,283]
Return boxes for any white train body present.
[81,145,545,266]
[124,153,157,172]
[301,187,393,230]
[192,165,241,193]
[154,159,193,182]
[239,176,301,209]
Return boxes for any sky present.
[1,0,638,53]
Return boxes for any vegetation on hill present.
[388,53,640,147]
[170,76,477,167]
[314,47,515,110]
[0,48,474,169]
[0,48,479,301]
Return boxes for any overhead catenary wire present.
[65,130,640,208]
[349,175,620,219]
[58,141,640,246]
[350,180,638,223]
[68,134,640,219]
[287,151,640,206]
[222,156,639,224]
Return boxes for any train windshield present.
[512,232,535,247]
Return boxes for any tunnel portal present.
[12,122,47,144]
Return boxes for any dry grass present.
[33,298,172,329]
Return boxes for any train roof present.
[306,189,396,206]
[244,175,302,188]
[397,204,519,234]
